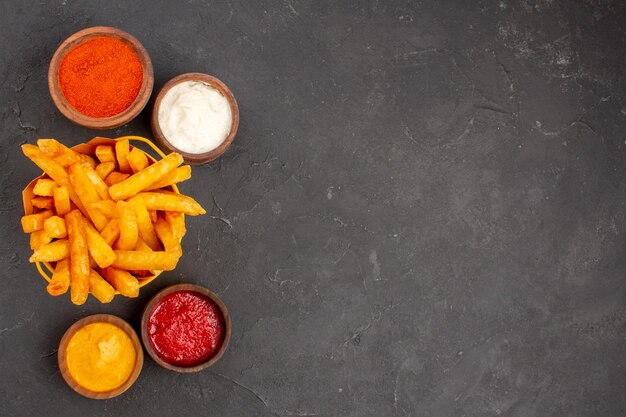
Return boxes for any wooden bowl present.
[48,26,154,130]
[141,283,232,373]
[151,73,239,164]
[58,314,144,399]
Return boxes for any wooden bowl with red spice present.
[48,26,154,130]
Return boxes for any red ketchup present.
[147,290,225,367]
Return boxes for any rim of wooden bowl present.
[48,26,154,130]
[141,283,232,373]
[151,73,239,164]
[57,314,144,400]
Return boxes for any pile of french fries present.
[21,138,206,305]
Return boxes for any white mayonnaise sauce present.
[158,81,232,154]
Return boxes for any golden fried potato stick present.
[29,239,69,262]
[164,211,186,243]
[115,139,132,173]
[47,258,70,296]
[144,166,192,191]
[21,210,53,233]
[89,269,116,303]
[108,153,184,201]
[135,238,153,252]
[68,164,109,231]
[104,172,130,187]
[83,165,110,200]
[130,198,160,250]
[82,217,116,268]
[66,210,89,305]
[100,218,121,247]
[112,250,179,271]
[134,191,205,216]
[44,216,67,238]
[95,145,116,164]
[154,217,182,256]
[33,179,57,196]
[31,197,54,210]
[30,229,52,250]
[22,145,88,217]
[127,147,149,173]
[117,201,138,250]
[37,138,96,168]
[90,200,119,218]
[102,267,139,297]
[95,162,116,179]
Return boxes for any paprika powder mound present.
[58,37,143,118]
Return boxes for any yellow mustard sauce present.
[65,322,135,392]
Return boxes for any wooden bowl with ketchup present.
[141,283,231,373]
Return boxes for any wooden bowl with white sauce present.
[151,73,239,164]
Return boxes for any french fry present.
[133,238,154,277]
[22,144,88,216]
[90,200,119,218]
[46,258,70,296]
[30,229,52,250]
[135,191,206,216]
[89,269,116,303]
[83,217,116,268]
[165,211,186,243]
[127,147,149,173]
[144,166,192,191]
[112,250,179,271]
[53,186,71,216]
[66,210,89,305]
[117,201,138,250]
[148,210,158,223]
[130,198,160,250]
[135,237,153,252]
[95,162,116,179]
[154,217,182,255]
[37,138,96,168]
[83,165,110,200]
[68,164,108,230]
[29,239,69,262]
[100,218,121,247]
[43,216,67,238]
[21,210,53,233]
[89,254,97,269]
[108,153,184,201]
[31,197,54,210]
[95,145,116,164]
[104,172,130,187]
[102,267,139,297]
[115,139,132,173]
[22,145,69,184]
[33,179,57,196]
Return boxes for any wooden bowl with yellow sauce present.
[58,314,143,399]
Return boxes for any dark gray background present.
[1,0,625,416]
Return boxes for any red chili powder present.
[147,290,225,367]
[58,36,143,118]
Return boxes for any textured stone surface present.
[1,1,625,416]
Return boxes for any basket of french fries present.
[21,136,206,305]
